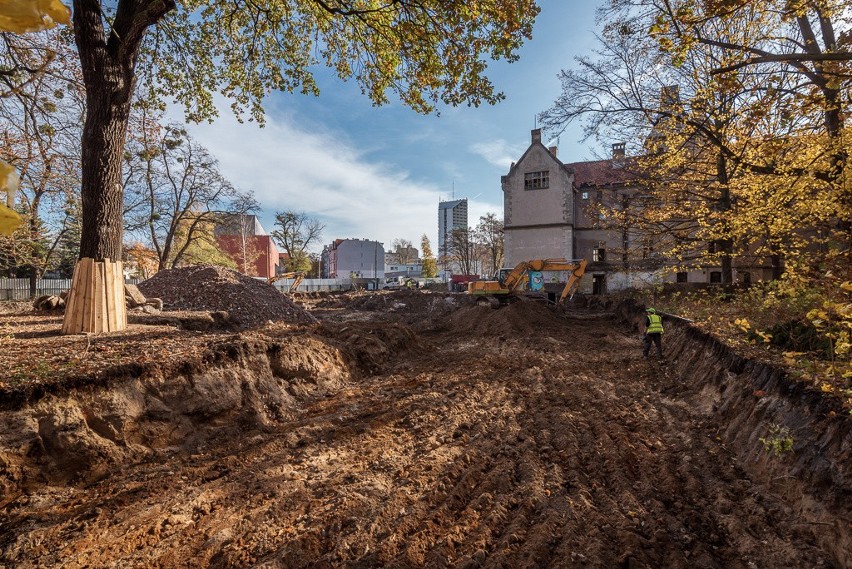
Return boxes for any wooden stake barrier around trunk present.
[61,257,127,334]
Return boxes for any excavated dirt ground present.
[0,290,849,568]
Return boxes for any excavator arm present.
[267,272,305,293]
[557,258,587,302]
[501,262,533,292]
[469,258,588,304]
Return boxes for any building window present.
[524,170,549,190]
[593,244,606,263]
[710,271,722,283]
[676,271,688,283]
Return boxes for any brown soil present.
[138,265,316,328]
[0,292,849,568]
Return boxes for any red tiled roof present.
[564,158,639,188]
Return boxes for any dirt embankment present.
[613,299,851,564]
[0,295,849,568]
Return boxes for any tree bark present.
[64,0,174,334]
[73,0,175,260]
[78,80,132,261]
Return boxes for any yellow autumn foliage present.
[0,0,70,33]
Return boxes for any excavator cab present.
[495,268,513,286]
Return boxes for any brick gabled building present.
[214,214,281,279]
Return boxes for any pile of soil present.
[444,300,560,336]
[311,289,470,324]
[138,265,316,329]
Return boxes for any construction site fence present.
[0,278,142,301]
[1,276,388,300]
[267,278,360,293]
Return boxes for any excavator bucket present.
[558,259,588,303]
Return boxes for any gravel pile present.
[138,265,316,329]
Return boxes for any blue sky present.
[184,2,602,254]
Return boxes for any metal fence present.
[2,275,385,300]
[268,278,355,293]
[0,278,140,300]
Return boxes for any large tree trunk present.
[78,81,132,260]
[63,0,174,334]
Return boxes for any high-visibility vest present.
[647,313,664,334]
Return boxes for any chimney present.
[612,142,625,159]
[531,128,542,144]
[548,146,558,158]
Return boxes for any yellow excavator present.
[467,258,588,306]
[267,271,305,293]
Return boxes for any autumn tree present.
[420,234,438,278]
[447,227,479,276]
[474,212,504,276]
[0,27,85,292]
[125,241,158,279]
[71,0,539,265]
[649,0,852,280]
[122,123,249,270]
[171,215,236,269]
[271,210,324,272]
[540,1,850,286]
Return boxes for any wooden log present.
[85,258,96,332]
[95,259,105,333]
[61,257,128,334]
[103,258,114,331]
[115,260,126,328]
[60,258,82,334]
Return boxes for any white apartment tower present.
[438,198,468,262]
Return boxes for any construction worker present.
[642,307,664,359]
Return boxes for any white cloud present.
[183,110,455,251]
[470,139,525,170]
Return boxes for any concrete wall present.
[504,226,573,267]
[503,152,572,229]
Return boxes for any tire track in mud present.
[0,304,837,568]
